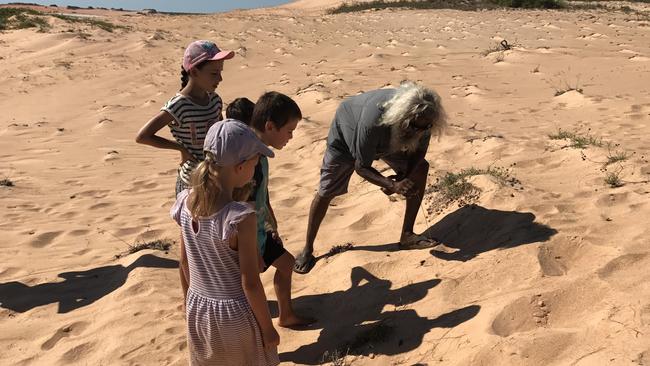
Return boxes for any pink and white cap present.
[182,40,234,72]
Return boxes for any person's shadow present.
[0,254,178,313]
[424,205,558,261]
[280,267,480,364]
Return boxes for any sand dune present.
[1,1,650,365]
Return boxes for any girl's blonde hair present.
[187,151,223,218]
[380,81,447,137]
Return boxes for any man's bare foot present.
[293,251,316,274]
[399,232,439,249]
[278,313,316,328]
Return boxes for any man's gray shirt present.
[326,88,430,168]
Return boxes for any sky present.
[0,0,293,13]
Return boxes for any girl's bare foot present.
[278,313,316,328]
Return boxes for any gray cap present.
[204,119,274,166]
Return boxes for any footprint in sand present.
[30,231,63,248]
[41,321,90,350]
[597,252,650,290]
[89,202,112,210]
[348,210,383,232]
[492,280,607,337]
[536,237,580,276]
[60,342,95,363]
[68,229,90,237]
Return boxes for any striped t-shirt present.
[162,92,223,185]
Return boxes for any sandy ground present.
[1,1,650,365]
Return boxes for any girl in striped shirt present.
[136,40,234,195]
[136,40,234,301]
[171,120,280,365]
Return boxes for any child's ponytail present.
[187,152,223,217]
[180,67,189,91]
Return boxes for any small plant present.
[494,51,505,63]
[482,39,512,56]
[127,238,173,254]
[322,349,349,366]
[490,0,565,8]
[549,129,603,149]
[605,171,624,188]
[426,166,520,215]
[51,14,126,32]
[326,242,354,258]
[329,0,483,14]
[0,8,50,31]
[0,178,14,187]
[605,149,630,166]
[552,73,583,96]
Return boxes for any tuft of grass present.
[127,238,173,255]
[0,7,126,33]
[51,14,125,32]
[426,166,520,215]
[549,129,602,149]
[552,74,583,96]
[322,349,349,366]
[326,242,354,258]
[1,178,15,187]
[0,8,50,31]
[491,0,565,8]
[605,150,630,166]
[604,172,624,188]
[482,39,512,56]
[329,0,487,14]
[329,0,565,13]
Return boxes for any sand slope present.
[1,2,649,365]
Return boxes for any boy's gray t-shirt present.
[326,88,430,168]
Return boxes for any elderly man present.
[294,82,447,274]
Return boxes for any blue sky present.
[0,1,292,13]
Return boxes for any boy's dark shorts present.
[262,231,287,271]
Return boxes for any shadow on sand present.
[424,205,557,261]
[0,254,178,313]
[280,266,479,364]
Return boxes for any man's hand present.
[393,178,416,197]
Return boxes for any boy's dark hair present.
[226,97,255,125]
[250,91,302,132]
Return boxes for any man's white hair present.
[379,81,447,137]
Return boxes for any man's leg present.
[295,151,354,274]
[294,193,333,272]
[400,159,430,243]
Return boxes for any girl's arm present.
[179,236,190,305]
[135,111,196,163]
[237,214,279,349]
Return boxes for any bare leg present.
[179,234,189,307]
[294,193,333,273]
[400,159,429,242]
[272,252,315,327]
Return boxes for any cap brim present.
[209,50,235,61]
[257,141,275,159]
